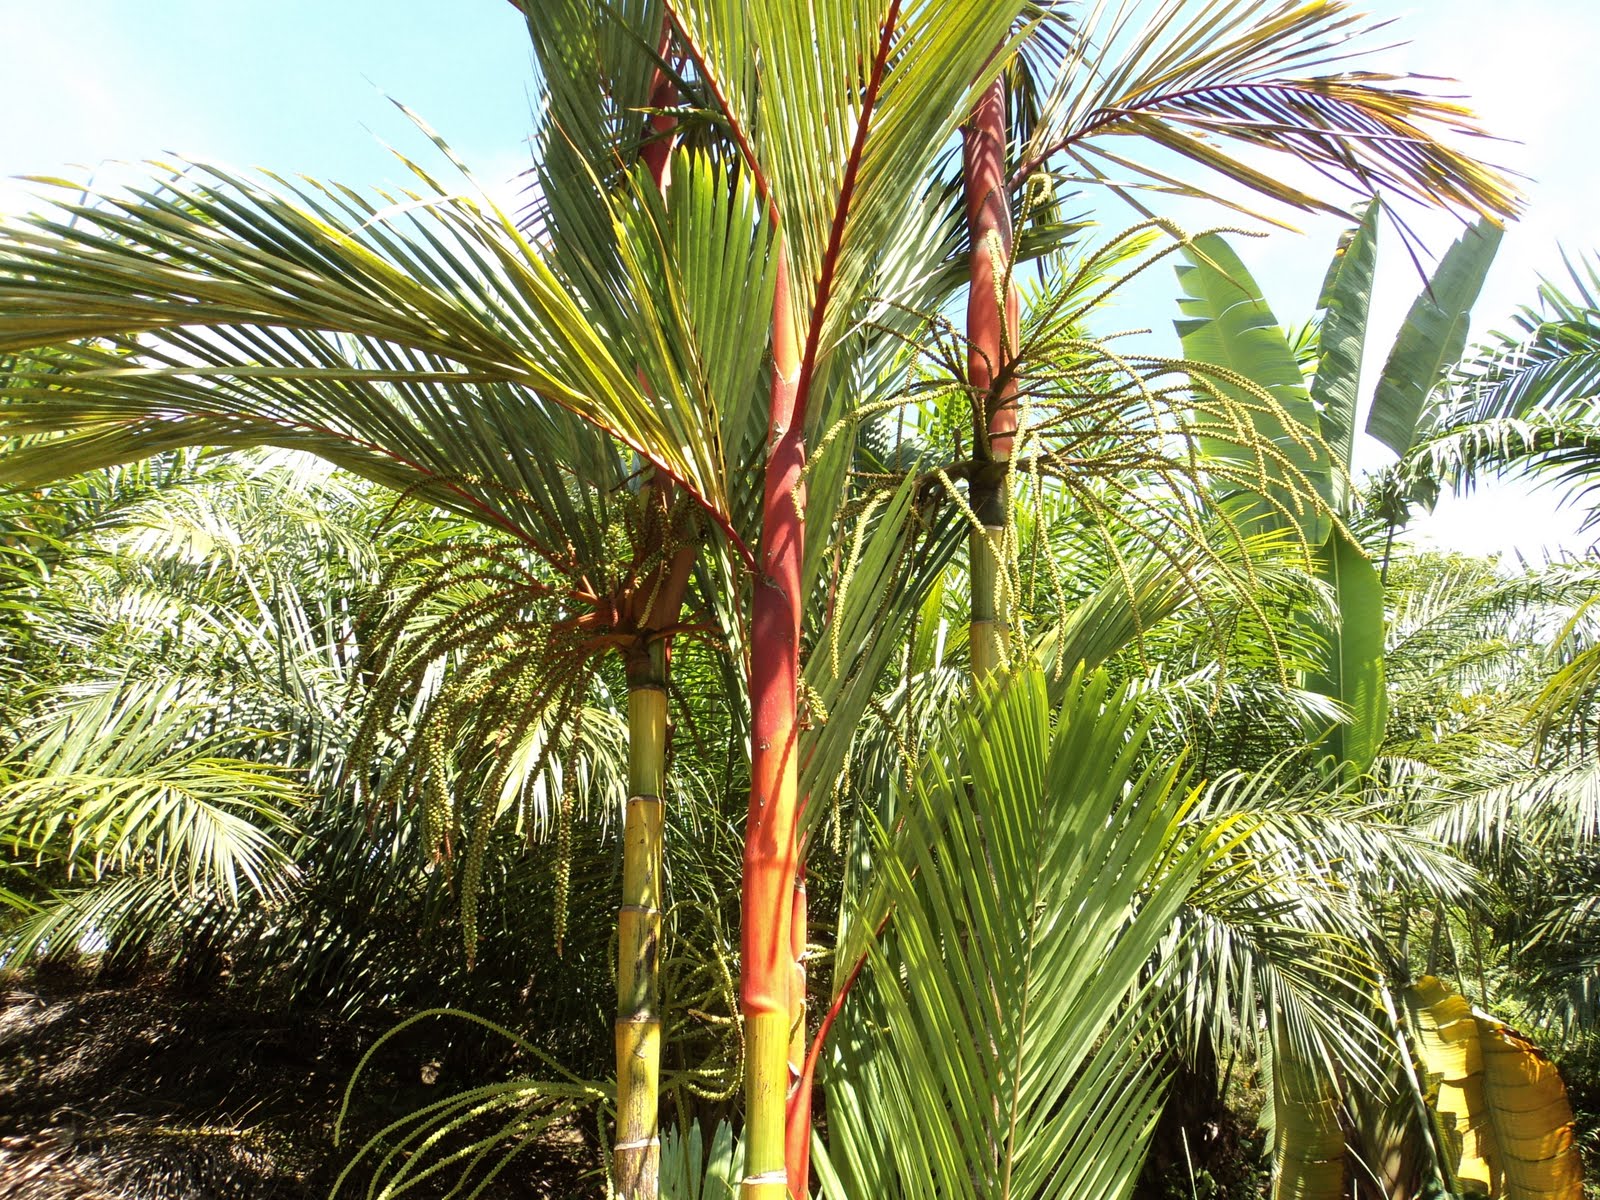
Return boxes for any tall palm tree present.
[952,0,1519,678]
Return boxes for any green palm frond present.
[818,668,1242,1200]
[660,1119,740,1200]
[1448,252,1600,429]
[800,476,963,834]
[0,159,740,553]
[1407,416,1600,531]
[0,872,218,965]
[668,0,1025,363]
[331,1008,609,1200]
[520,0,670,262]
[1430,759,1600,863]
[1017,0,1520,227]
[0,676,300,906]
[1170,763,1474,1087]
[346,533,641,961]
[1406,253,1600,530]
[1032,520,1311,689]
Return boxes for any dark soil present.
[0,969,599,1200]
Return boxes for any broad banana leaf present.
[1302,206,1386,775]
[1310,198,1381,495]
[1175,234,1333,546]
[1178,224,1386,774]
[1272,1027,1347,1200]
[1406,976,1583,1200]
[1305,526,1388,776]
[1366,221,1504,459]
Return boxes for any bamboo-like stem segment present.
[745,1013,794,1199]
[616,662,667,1199]
[612,39,681,1200]
[969,519,1008,680]
[742,252,803,1200]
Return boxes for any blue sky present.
[6,0,1596,560]
[4,1,534,191]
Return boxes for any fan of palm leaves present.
[815,667,1247,1200]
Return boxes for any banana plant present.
[1175,204,1504,776]
[1406,975,1583,1199]
[1171,208,1518,1199]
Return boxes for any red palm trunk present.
[964,76,1019,459]
[784,71,1019,1199]
[742,253,805,1200]
[963,75,1019,678]
[784,866,809,1191]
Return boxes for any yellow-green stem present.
[970,522,1007,679]
[616,659,667,1199]
[617,38,681,1198]
[744,1010,793,1199]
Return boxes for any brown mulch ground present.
[0,970,597,1200]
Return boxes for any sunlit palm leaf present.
[800,477,963,833]
[0,676,300,905]
[0,161,738,551]
[819,668,1242,1200]
[1019,0,1519,226]
[668,0,1024,379]
[1408,254,1600,535]
[1172,762,1473,1098]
